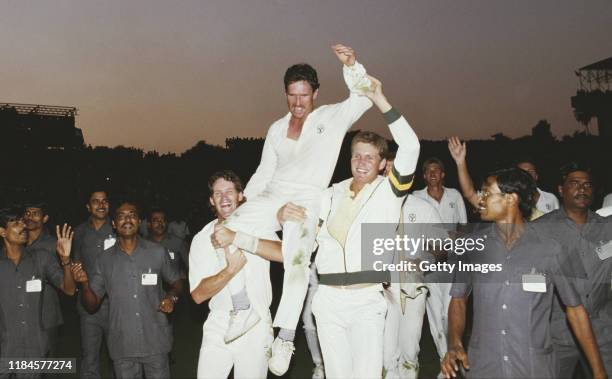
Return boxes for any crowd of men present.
[1,43,611,379]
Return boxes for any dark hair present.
[148,207,166,221]
[422,157,445,173]
[0,206,24,229]
[560,161,592,184]
[85,188,109,203]
[24,201,48,216]
[284,63,320,92]
[207,170,244,195]
[487,167,536,220]
[112,201,140,220]
[351,131,388,160]
[514,155,537,168]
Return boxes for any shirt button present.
[19,304,23,307]
[135,312,140,316]
[21,321,26,325]
[501,329,507,335]
[503,355,509,362]
[504,280,510,286]
[133,294,137,298]
[502,304,508,310]
[17,286,22,289]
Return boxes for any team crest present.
[449,202,455,208]
[408,213,416,222]
[546,204,551,210]
[316,124,325,134]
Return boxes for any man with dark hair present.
[146,207,187,276]
[72,190,115,379]
[516,158,559,214]
[190,171,286,379]
[23,202,63,356]
[535,162,612,378]
[442,167,607,379]
[219,44,374,374]
[0,207,76,375]
[312,75,420,378]
[72,201,183,379]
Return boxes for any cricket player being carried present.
[214,43,373,375]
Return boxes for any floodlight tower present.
[571,57,612,138]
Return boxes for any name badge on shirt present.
[522,273,546,293]
[141,273,158,285]
[596,241,612,261]
[104,236,116,251]
[168,251,175,260]
[26,279,42,293]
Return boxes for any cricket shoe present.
[224,307,260,343]
[268,337,295,376]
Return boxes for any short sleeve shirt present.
[26,232,63,329]
[88,238,181,360]
[535,208,612,345]
[413,187,467,226]
[450,223,582,378]
[0,248,64,358]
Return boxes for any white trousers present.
[302,263,323,366]
[383,287,427,379]
[224,185,319,330]
[312,285,387,379]
[196,312,273,379]
[425,282,452,360]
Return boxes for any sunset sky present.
[2,0,611,153]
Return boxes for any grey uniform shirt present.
[450,223,583,378]
[26,231,63,329]
[148,235,187,277]
[0,248,64,357]
[88,238,181,360]
[73,219,115,318]
[535,208,612,346]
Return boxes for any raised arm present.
[331,44,373,126]
[190,247,246,304]
[362,75,419,196]
[448,137,479,209]
[55,224,76,295]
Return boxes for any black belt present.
[318,271,390,286]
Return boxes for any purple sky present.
[2,0,611,153]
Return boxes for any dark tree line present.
[3,128,611,235]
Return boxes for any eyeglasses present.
[477,190,505,200]
[565,181,593,190]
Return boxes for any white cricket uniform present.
[535,187,560,214]
[189,220,276,379]
[224,62,373,330]
[301,262,323,367]
[313,112,420,379]
[383,195,445,379]
[597,193,612,217]
[412,186,467,364]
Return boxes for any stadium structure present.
[572,57,612,138]
[0,102,83,149]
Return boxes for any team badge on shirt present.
[449,202,455,208]
[546,204,552,211]
[408,213,416,222]
[316,124,325,134]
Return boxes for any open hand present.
[448,137,467,163]
[56,224,73,262]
